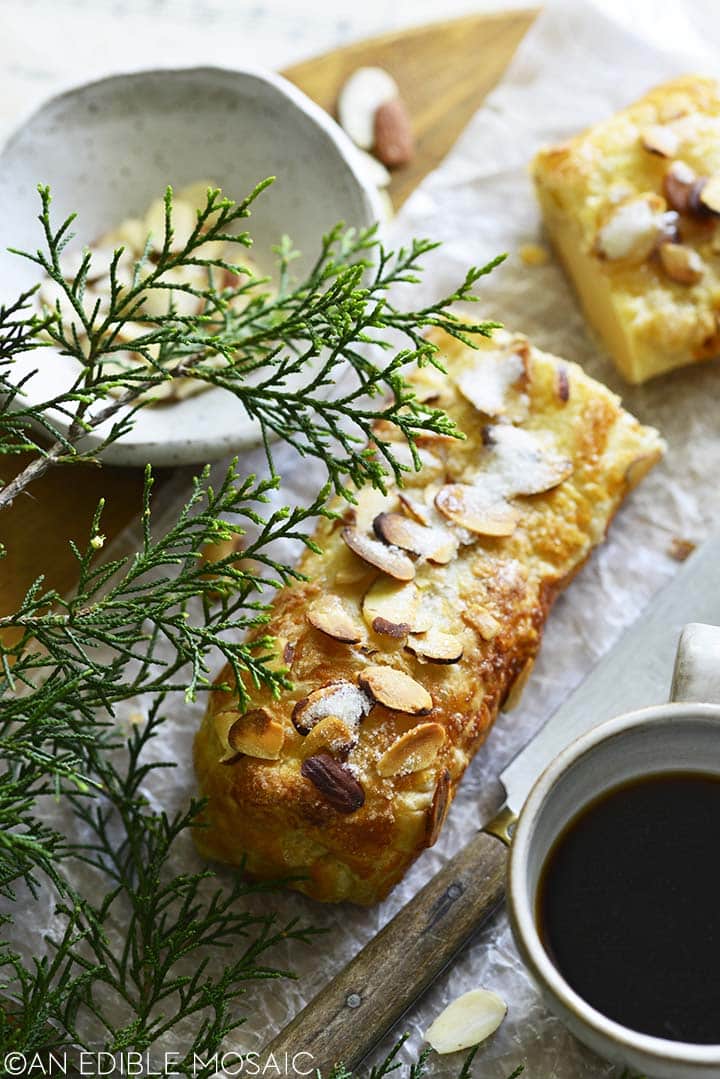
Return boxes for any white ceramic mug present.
[508,623,720,1079]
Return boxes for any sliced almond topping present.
[425,768,451,847]
[455,347,527,418]
[347,485,397,533]
[483,424,573,496]
[462,604,501,641]
[556,365,570,403]
[292,680,373,736]
[595,194,677,262]
[362,578,432,638]
[373,512,457,564]
[299,714,357,760]
[640,124,679,158]
[435,485,520,537]
[307,595,364,644]
[663,160,699,214]
[342,527,415,581]
[425,989,507,1054]
[406,630,464,665]
[659,242,705,285]
[358,664,433,715]
[502,656,535,712]
[398,490,433,526]
[699,173,720,216]
[216,707,285,762]
[301,752,365,814]
[376,722,446,778]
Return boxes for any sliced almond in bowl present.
[342,527,415,581]
[358,665,433,714]
[373,512,457,564]
[292,680,373,736]
[376,722,446,777]
[406,630,464,664]
[435,485,520,536]
[307,595,364,644]
[425,989,507,1054]
[362,578,431,638]
[216,707,285,762]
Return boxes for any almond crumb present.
[668,537,696,562]
[519,242,550,266]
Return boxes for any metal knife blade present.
[500,531,720,818]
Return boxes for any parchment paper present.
[10,1,720,1075]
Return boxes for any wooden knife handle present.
[263,829,509,1074]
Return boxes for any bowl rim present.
[508,702,720,1069]
[0,62,385,225]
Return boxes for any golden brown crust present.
[533,76,720,383]
[193,328,663,904]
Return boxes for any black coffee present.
[537,772,720,1043]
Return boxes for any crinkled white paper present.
[12,1,720,1074]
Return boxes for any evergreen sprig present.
[0,181,503,1069]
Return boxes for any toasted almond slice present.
[349,485,398,533]
[373,512,457,565]
[362,578,432,637]
[502,656,535,712]
[435,485,520,537]
[377,722,446,778]
[216,707,285,762]
[659,242,705,284]
[699,174,720,215]
[307,595,364,644]
[461,604,501,641]
[484,425,573,496]
[358,665,433,715]
[641,124,679,158]
[292,680,373,735]
[425,767,451,847]
[663,160,698,214]
[299,714,357,760]
[342,527,415,581]
[398,491,433,526]
[425,989,507,1054]
[405,630,464,664]
[595,194,677,262]
[455,348,527,418]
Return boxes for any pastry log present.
[533,77,720,384]
[193,329,663,904]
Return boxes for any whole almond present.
[301,752,365,813]
[374,98,414,168]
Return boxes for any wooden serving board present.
[0,9,535,621]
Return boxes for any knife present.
[264,533,720,1073]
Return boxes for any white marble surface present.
[0,0,528,142]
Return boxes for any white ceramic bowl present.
[0,67,383,466]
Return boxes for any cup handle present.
[670,623,720,703]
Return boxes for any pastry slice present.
[193,328,663,904]
[533,76,720,383]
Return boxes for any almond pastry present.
[193,327,663,904]
[533,76,720,383]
